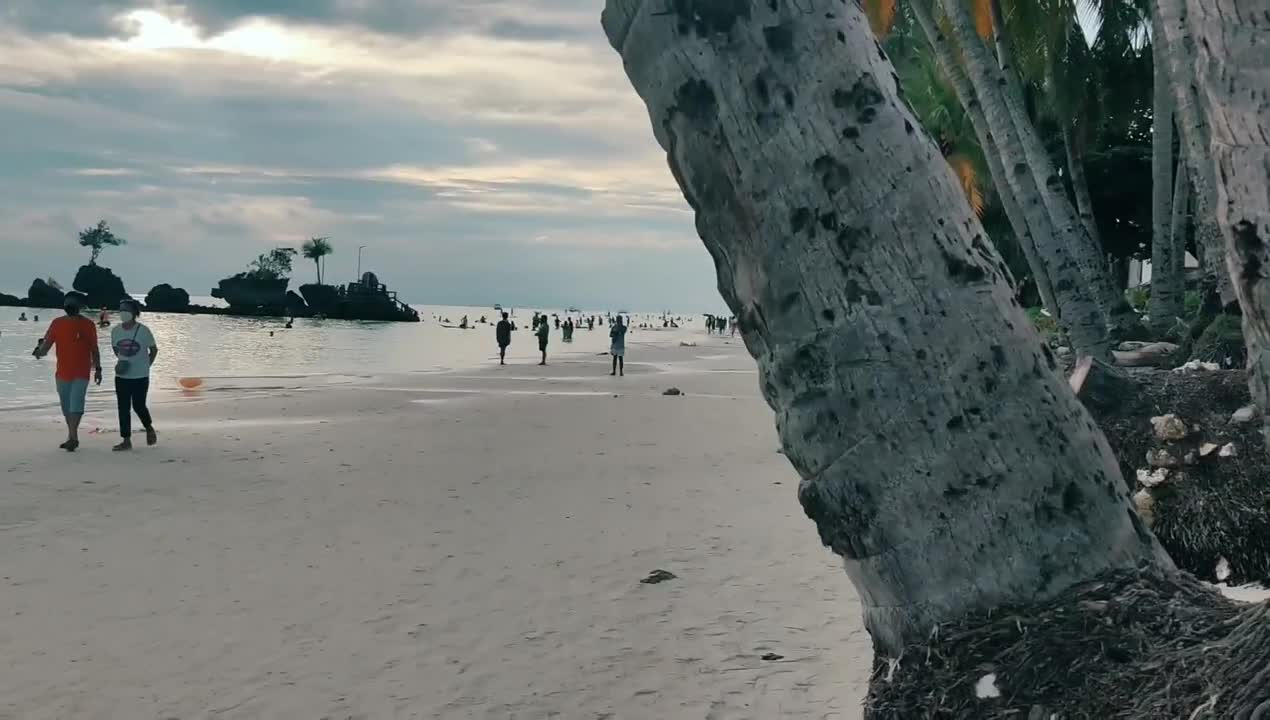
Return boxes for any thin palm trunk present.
[1155,0,1236,308]
[1180,0,1270,444]
[910,0,1058,315]
[940,0,1114,358]
[603,0,1169,656]
[985,0,1133,333]
[1059,118,1100,247]
[1148,8,1184,332]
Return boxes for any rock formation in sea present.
[26,278,65,308]
[144,284,191,313]
[73,264,130,309]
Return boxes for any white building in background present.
[1127,251,1200,288]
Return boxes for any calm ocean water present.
[0,302,709,411]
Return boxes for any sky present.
[0,0,721,310]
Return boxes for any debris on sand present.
[760,652,784,661]
[1231,405,1257,424]
[1219,442,1237,458]
[663,388,683,396]
[1136,468,1170,488]
[1149,414,1188,442]
[639,569,677,585]
[868,569,1270,718]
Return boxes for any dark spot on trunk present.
[946,415,965,431]
[753,72,771,105]
[1232,220,1264,284]
[812,155,851,195]
[915,349,927,360]
[1055,277,1074,292]
[674,79,717,122]
[779,291,800,313]
[835,225,865,260]
[790,207,812,234]
[821,308,835,322]
[941,248,988,284]
[990,344,1006,369]
[859,107,877,124]
[762,22,794,53]
[944,484,969,499]
[782,88,795,108]
[1061,482,1084,515]
[904,118,913,134]
[669,0,753,37]
[818,212,838,231]
[1013,162,1029,177]
[836,30,845,42]
[793,344,829,384]
[842,125,860,139]
[1041,344,1057,370]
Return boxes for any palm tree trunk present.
[909,0,1058,315]
[602,0,1170,657]
[1059,117,1100,247]
[1181,0,1270,444]
[940,0,1115,358]
[1155,0,1237,309]
[984,0,1134,334]
[1147,8,1184,333]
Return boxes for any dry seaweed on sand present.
[1084,368,1270,584]
[866,568,1270,719]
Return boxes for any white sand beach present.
[0,337,870,719]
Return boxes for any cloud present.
[0,2,717,310]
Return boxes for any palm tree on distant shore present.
[301,237,334,285]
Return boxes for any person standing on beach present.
[496,312,512,365]
[110,299,158,451]
[609,315,627,377]
[536,315,549,365]
[32,293,102,452]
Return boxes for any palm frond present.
[948,153,986,216]
[864,0,899,37]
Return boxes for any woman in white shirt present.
[111,299,159,451]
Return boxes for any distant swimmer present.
[18,312,27,321]
[460,315,469,330]
[496,312,512,365]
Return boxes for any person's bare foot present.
[113,440,132,452]
[145,427,157,446]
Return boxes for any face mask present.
[119,311,135,324]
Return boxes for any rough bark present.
[1181,0,1270,445]
[909,0,1058,315]
[1156,0,1237,308]
[601,0,1171,657]
[984,0,1135,334]
[937,0,1115,357]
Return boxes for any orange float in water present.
[178,377,204,389]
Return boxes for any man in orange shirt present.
[33,293,102,451]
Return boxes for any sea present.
[0,299,711,412]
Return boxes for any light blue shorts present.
[56,378,89,415]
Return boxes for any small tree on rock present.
[78,220,125,265]
[301,237,334,284]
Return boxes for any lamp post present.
[357,245,367,280]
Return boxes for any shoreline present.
[0,335,872,718]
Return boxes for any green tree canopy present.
[78,220,125,265]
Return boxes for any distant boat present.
[567,306,580,313]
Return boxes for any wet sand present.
[0,337,871,719]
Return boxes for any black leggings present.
[115,377,153,438]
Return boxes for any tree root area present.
[866,569,1270,719]
[1088,369,1270,584]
